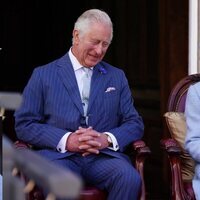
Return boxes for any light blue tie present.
[82,67,92,118]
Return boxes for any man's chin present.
[87,60,99,67]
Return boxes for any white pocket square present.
[105,87,116,93]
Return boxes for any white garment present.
[185,82,200,199]
[82,67,92,117]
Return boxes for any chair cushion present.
[164,112,195,182]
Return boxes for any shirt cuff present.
[57,132,72,153]
[103,132,119,151]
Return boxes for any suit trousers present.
[53,153,141,200]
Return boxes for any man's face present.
[72,23,112,67]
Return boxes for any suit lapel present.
[57,54,84,115]
[56,54,110,115]
[88,64,108,113]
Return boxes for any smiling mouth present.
[89,53,98,58]
[88,54,99,60]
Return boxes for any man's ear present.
[73,29,80,45]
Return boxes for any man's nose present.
[95,44,104,55]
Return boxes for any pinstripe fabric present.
[53,154,141,200]
[14,52,144,199]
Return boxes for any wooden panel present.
[158,0,189,193]
[159,0,188,116]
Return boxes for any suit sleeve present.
[185,83,200,163]
[107,71,144,152]
[14,68,67,149]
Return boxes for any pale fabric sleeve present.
[104,132,119,151]
[57,132,72,153]
[185,82,200,163]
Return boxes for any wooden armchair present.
[160,73,200,200]
[14,139,151,200]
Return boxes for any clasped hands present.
[66,126,109,156]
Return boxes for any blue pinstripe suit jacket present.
[15,52,144,161]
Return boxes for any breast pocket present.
[104,90,119,98]
[104,90,120,115]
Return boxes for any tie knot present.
[83,67,91,74]
[82,67,92,79]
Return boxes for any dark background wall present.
[1,0,189,199]
[2,0,160,91]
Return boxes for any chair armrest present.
[132,140,151,173]
[160,138,190,200]
[132,140,151,155]
[131,140,151,200]
[160,138,181,155]
[14,140,31,149]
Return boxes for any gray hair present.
[73,9,113,43]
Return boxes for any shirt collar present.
[69,48,82,71]
[69,48,94,71]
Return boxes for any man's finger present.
[79,135,92,141]
[82,152,91,157]
[86,148,99,154]
[85,140,101,147]
[75,126,93,134]
[79,144,91,150]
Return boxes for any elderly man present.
[15,9,144,200]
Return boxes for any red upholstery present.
[160,73,200,200]
[14,140,151,200]
[79,187,107,200]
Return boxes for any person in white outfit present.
[185,81,200,200]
